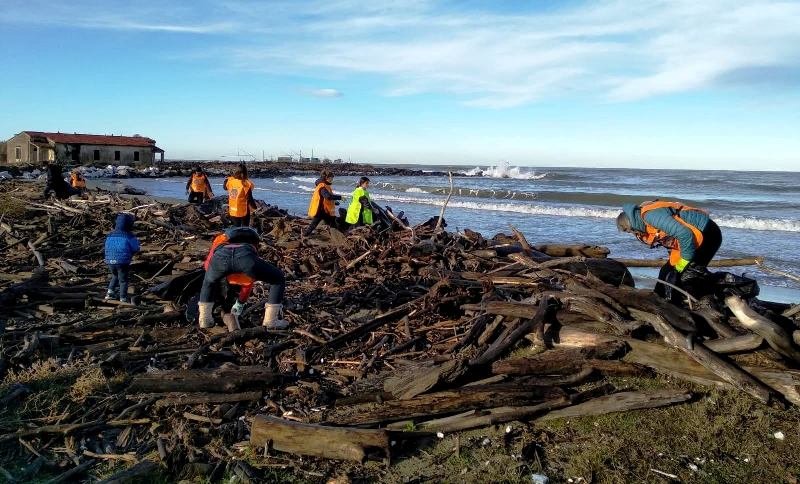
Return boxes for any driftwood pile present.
[0,179,799,482]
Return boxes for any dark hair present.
[194,166,203,173]
[233,163,248,180]
[321,169,333,180]
[358,176,370,186]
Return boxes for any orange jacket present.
[308,181,336,217]
[70,173,86,188]
[638,201,707,266]
[226,177,254,217]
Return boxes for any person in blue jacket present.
[104,213,141,303]
[617,201,722,300]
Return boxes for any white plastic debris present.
[481,437,490,446]
[531,474,549,484]
[773,431,785,440]
[688,463,699,472]
[436,432,445,439]
[505,425,512,433]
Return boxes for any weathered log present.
[129,365,278,393]
[537,390,693,421]
[383,358,469,400]
[544,326,800,406]
[704,333,764,354]
[613,257,763,268]
[534,244,610,258]
[641,311,776,404]
[45,459,96,484]
[469,296,555,366]
[97,460,159,484]
[328,384,566,426]
[250,416,390,463]
[726,295,800,363]
[151,391,262,408]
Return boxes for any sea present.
[120,165,800,303]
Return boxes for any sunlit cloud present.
[305,88,344,98]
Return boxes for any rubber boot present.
[198,302,215,329]
[222,312,240,333]
[262,303,289,329]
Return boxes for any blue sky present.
[1,0,799,170]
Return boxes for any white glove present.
[231,301,245,316]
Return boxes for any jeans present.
[199,245,285,304]
[107,264,131,299]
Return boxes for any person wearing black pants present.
[199,228,287,329]
[304,170,344,236]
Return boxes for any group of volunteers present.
[100,164,376,332]
[94,161,725,332]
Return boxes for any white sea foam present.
[405,187,425,193]
[463,165,548,180]
[290,176,317,183]
[371,193,800,232]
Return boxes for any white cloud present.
[3,0,799,106]
[305,88,344,98]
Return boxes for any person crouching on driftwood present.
[186,166,213,204]
[198,227,287,330]
[304,169,345,236]
[617,201,722,302]
[104,213,140,303]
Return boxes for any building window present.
[134,151,140,162]
[114,151,121,161]
[15,146,21,161]
[93,149,100,161]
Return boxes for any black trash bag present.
[654,263,682,304]
[710,271,760,300]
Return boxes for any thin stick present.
[435,171,454,231]
[756,261,800,284]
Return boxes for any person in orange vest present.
[185,166,213,203]
[304,170,345,236]
[199,227,287,330]
[617,201,722,300]
[223,164,257,227]
[70,170,87,191]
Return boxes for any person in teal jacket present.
[344,177,373,229]
[617,201,722,301]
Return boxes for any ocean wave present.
[462,165,548,180]
[405,187,425,193]
[290,176,317,183]
[370,193,800,232]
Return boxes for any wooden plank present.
[538,390,692,421]
[250,416,390,463]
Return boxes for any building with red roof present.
[2,131,164,165]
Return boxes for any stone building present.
[2,131,164,165]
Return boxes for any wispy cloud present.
[305,88,344,98]
[3,0,799,107]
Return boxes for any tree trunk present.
[129,365,278,393]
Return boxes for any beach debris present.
[0,178,798,481]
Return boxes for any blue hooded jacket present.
[622,202,710,263]
[104,213,140,265]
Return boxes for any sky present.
[1,0,799,170]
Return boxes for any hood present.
[315,178,330,186]
[622,203,646,232]
[225,227,259,245]
[114,213,135,231]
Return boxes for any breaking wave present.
[369,193,800,232]
[463,165,548,180]
[405,187,425,193]
[290,176,317,183]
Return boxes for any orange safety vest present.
[227,178,253,217]
[70,173,86,188]
[204,233,255,286]
[308,182,336,217]
[638,201,707,266]
[190,174,207,193]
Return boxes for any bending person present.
[224,164,257,226]
[617,201,722,300]
[343,176,373,230]
[304,170,343,236]
[70,170,87,192]
[186,166,213,203]
[198,227,287,330]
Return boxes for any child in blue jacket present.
[104,213,140,303]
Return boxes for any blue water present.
[120,165,800,303]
